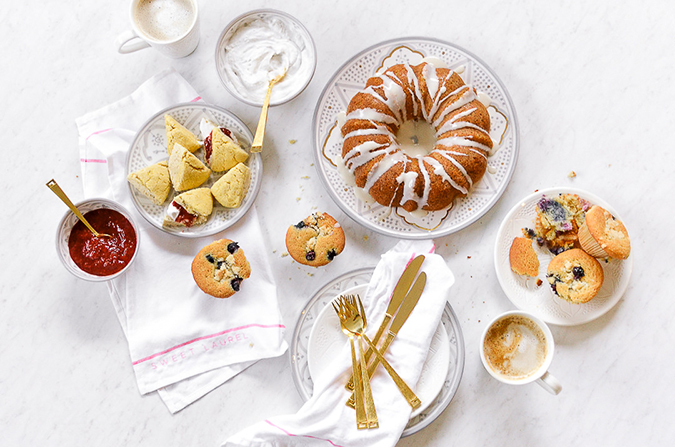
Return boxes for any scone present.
[163,188,213,228]
[578,205,631,259]
[168,143,211,191]
[285,212,345,267]
[127,161,171,205]
[204,126,248,172]
[165,114,201,155]
[509,237,539,277]
[211,163,250,208]
[191,239,251,298]
[546,248,604,304]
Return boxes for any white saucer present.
[494,187,633,326]
[307,284,449,419]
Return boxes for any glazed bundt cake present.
[340,61,493,212]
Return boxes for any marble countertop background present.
[1,0,673,445]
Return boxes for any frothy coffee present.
[483,315,548,380]
[134,0,195,42]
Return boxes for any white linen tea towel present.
[223,239,453,447]
[75,69,287,413]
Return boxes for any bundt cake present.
[340,61,493,212]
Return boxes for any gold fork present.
[341,295,421,410]
[333,297,378,429]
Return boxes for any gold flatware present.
[346,255,425,391]
[46,179,111,238]
[340,295,421,410]
[251,69,287,153]
[347,272,426,409]
[333,299,372,429]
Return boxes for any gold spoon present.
[47,179,111,238]
[251,69,287,153]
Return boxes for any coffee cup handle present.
[536,371,562,395]
[116,30,151,54]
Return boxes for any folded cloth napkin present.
[223,240,453,447]
[75,69,287,413]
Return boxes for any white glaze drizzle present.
[341,60,492,211]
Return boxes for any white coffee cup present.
[116,0,200,59]
[480,310,562,395]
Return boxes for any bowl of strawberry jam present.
[56,198,139,281]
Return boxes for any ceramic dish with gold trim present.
[311,37,519,239]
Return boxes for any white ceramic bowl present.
[55,198,140,282]
[215,9,317,106]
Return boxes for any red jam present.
[68,209,137,276]
[203,127,233,163]
[171,201,197,227]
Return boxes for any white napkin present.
[223,240,454,447]
[75,69,287,413]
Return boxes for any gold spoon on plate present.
[251,69,287,153]
[46,179,111,238]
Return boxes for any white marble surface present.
[1,0,674,445]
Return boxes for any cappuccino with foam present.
[133,0,195,42]
[483,314,548,381]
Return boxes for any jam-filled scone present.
[202,123,249,172]
[127,161,171,205]
[546,248,604,304]
[165,114,201,155]
[163,188,213,228]
[192,239,251,298]
[285,212,345,267]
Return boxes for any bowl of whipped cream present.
[216,9,317,106]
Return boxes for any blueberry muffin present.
[192,239,251,298]
[546,248,604,304]
[524,194,591,255]
[509,237,539,277]
[578,205,631,259]
[285,212,345,267]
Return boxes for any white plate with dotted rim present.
[307,283,449,419]
[290,267,465,437]
[126,103,262,238]
[312,37,519,239]
[494,187,633,326]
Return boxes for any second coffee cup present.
[480,310,562,395]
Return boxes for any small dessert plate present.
[307,284,449,419]
[126,103,262,238]
[494,187,633,326]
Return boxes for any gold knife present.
[346,272,427,408]
[345,255,425,391]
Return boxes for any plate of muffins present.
[125,103,262,238]
[494,187,633,326]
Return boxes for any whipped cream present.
[166,201,180,221]
[221,13,315,105]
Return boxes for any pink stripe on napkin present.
[264,420,345,447]
[133,323,286,365]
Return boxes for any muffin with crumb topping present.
[546,249,603,304]
[578,205,630,259]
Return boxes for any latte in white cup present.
[480,310,562,395]
[133,0,195,42]
[483,314,548,380]
[117,0,199,59]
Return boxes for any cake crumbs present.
[307,272,314,277]
[363,235,369,241]
[310,163,314,166]
[289,139,297,144]
[301,176,310,179]
[296,197,301,201]
[568,171,576,178]
[536,279,543,287]
[281,252,289,257]
[467,256,471,259]
[272,249,277,253]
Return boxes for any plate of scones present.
[126,103,262,237]
[494,187,633,326]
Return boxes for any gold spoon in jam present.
[47,179,111,238]
[251,68,287,153]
